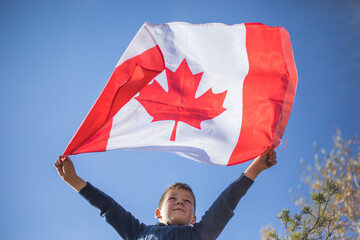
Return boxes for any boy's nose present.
[176,200,183,205]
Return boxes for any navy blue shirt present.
[79,174,253,240]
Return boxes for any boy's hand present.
[54,156,87,192]
[54,156,76,182]
[253,147,277,171]
[244,147,277,181]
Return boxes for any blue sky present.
[1,0,359,239]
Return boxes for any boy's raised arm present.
[54,156,87,192]
[244,147,277,181]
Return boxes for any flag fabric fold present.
[63,22,297,166]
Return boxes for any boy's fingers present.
[54,159,61,167]
[266,159,277,167]
[267,149,276,158]
[63,157,73,168]
[260,147,275,162]
[262,147,274,156]
[55,156,62,163]
[266,159,273,167]
[270,160,277,166]
[269,152,276,160]
[264,148,277,167]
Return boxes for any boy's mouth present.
[173,208,185,212]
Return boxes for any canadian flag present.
[63,22,297,166]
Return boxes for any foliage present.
[262,130,360,240]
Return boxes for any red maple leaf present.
[135,59,227,141]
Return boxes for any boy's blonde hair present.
[158,182,196,212]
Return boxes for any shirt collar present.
[155,222,168,227]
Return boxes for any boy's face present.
[155,188,196,226]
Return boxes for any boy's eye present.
[185,199,191,204]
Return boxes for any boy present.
[55,148,277,239]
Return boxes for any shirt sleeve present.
[79,182,146,240]
[195,173,254,240]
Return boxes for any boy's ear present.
[154,208,162,220]
[191,215,197,225]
